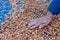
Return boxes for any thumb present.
[39,23,48,28]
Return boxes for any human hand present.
[28,11,53,29]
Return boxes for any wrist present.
[46,11,53,18]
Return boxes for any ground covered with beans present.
[0,0,60,40]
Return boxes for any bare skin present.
[28,11,53,29]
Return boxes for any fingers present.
[28,22,37,28]
[28,18,39,27]
[29,22,40,29]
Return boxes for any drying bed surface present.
[0,0,60,40]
